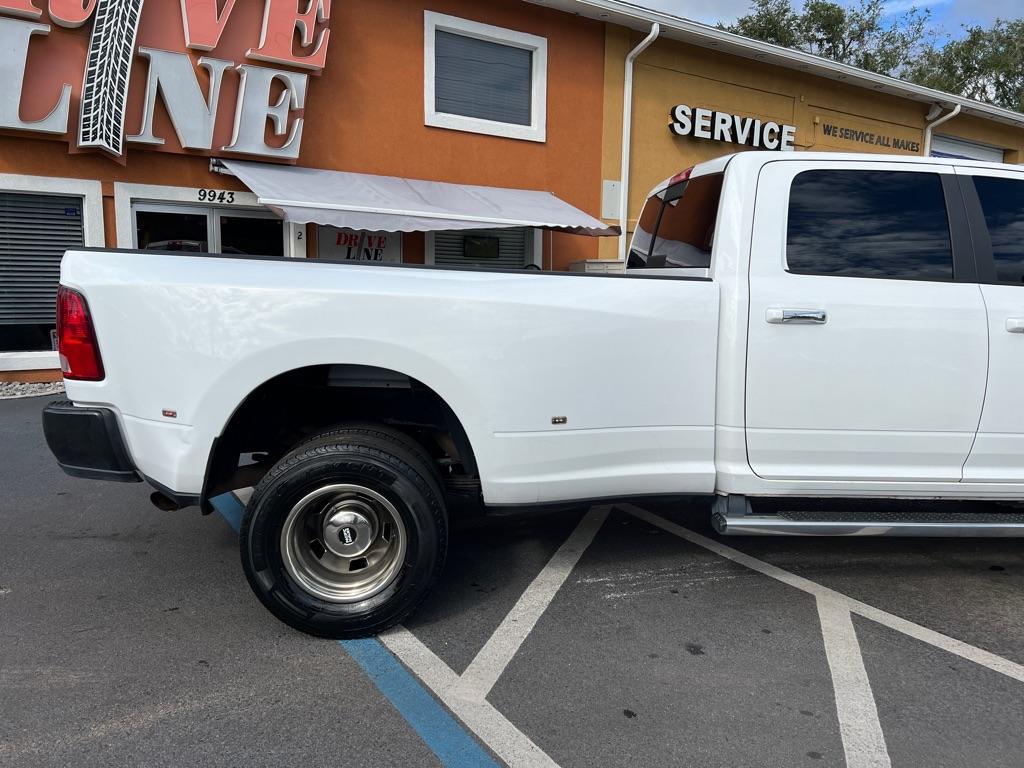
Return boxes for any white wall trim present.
[0,175,103,362]
[0,173,104,247]
[113,182,262,248]
[425,231,437,265]
[285,222,307,259]
[0,351,59,371]
[532,228,543,268]
[423,11,547,143]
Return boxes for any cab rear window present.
[628,173,723,269]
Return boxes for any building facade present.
[1,0,1022,379]
[0,0,606,378]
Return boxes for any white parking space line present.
[460,505,611,698]
[378,501,1022,768]
[374,506,614,768]
[817,598,892,768]
[624,504,1024,684]
[380,626,561,768]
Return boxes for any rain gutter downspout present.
[923,103,962,157]
[618,22,660,261]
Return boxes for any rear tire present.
[240,425,447,638]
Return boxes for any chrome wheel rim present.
[280,484,407,603]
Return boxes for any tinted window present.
[973,176,1024,285]
[628,173,723,269]
[220,216,283,256]
[787,170,953,280]
[435,31,532,126]
[135,210,207,251]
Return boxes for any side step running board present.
[712,497,1024,537]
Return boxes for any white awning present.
[218,159,617,236]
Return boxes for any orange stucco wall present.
[0,0,606,269]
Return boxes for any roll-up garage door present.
[0,192,85,325]
[930,135,1005,163]
[433,227,531,269]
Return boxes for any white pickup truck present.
[43,151,1024,637]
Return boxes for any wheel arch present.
[200,362,481,513]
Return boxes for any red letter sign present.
[0,0,41,19]
[179,0,237,52]
[247,0,331,72]
[48,0,96,27]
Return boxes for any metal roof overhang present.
[216,160,618,236]
[529,0,1024,129]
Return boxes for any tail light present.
[668,167,694,185]
[57,286,105,381]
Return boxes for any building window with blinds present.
[429,228,537,270]
[0,192,85,353]
[424,11,547,143]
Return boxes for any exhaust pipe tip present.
[150,491,181,512]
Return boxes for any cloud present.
[633,0,1024,27]
[632,0,753,25]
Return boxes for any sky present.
[637,0,1021,32]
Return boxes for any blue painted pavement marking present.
[209,492,499,767]
[210,492,244,533]
[342,638,500,767]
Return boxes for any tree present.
[726,0,800,49]
[723,0,933,77]
[905,21,1024,112]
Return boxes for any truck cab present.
[628,151,1024,528]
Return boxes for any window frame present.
[425,228,541,268]
[627,173,724,272]
[650,175,722,269]
[782,166,976,284]
[115,182,304,257]
[423,11,547,143]
[130,201,285,256]
[131,202,214,252]
[0,173,104,369]
[0,173,104,246]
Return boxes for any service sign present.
[0,0,333,160]
[670,105,796,151]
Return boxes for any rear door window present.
[971,176,1024,285]
[628,173,723,269]
[786,170,954,281]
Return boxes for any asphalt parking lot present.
[3,394,1024,767]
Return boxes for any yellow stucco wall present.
[600,25,1024,259]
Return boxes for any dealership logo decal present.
[0,0,332,159]
[670,104,797,151]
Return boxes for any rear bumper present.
[42,400,141,483]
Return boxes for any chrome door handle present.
[1007,318,1024,333]
[766,308,827,325]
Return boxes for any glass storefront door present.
[218,212,285,255]
[133,203,284,256]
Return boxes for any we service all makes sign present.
[669,105,796,151]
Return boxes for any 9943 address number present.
[198,189,236,204]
